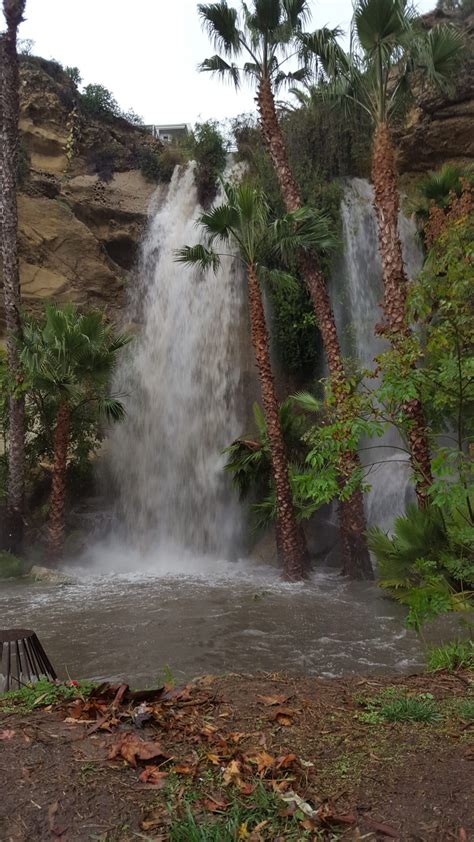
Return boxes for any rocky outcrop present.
[1,56,161,329]
[396,7,474,174]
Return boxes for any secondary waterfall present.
[108,163,245,557]
[331,178,423,530]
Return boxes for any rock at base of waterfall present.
[249,529,278,567]
[27,565,74,585]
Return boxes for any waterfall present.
[108,163,245,558]
[331,178,424,530]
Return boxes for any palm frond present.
[199,55,241,87]
[198,2,240,56]
[354,0,408,56]
[272,206,338,263]
[291,390,321,414]
[174,244,221,273]
[415,24,465,93]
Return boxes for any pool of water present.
[0,547,425,686]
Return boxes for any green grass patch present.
[426,640,474,673]
[380,695,441,724]
[454,697,474,723]
[0,678,96,713]
[355,688,442,725]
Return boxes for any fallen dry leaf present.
[223,759,243,787]
[275,753,297,769]
[138,766,168,787]
[248,751,274,776]
[256,694,290,707]
[108,733,169,768]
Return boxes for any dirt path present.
[0,672,472,840]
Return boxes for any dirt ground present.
[0,671,472,841]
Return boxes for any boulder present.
[27,565,74,585]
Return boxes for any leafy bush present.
[188,120,228,206]
[65,66,82,87]
[158,146,187,183]
[80,84,120,118]
[0,550,25,579]
[368,504,473,631]
[426,640,474,672]
[139,147,162,182]
[16,140,30,186]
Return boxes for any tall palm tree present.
[304,0,464,504]
[0,0,27,552]
[21,305,130,562]
[198,1,373,579]
[177,183,337,581]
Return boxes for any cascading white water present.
[109,163,245,558]
[331,178,424,530]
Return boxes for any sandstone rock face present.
[0,56,160,330]
[396,8,474,174]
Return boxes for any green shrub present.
[80,84,120,118]
[139,147,162,182]
[65,66,82,87]
[368,504,474,631]
[0,551,25,579]
[426,640,474,672]
[158,146,187,183]
[189,120,228,206]
[455,698,474,722]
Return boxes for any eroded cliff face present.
[395,7,474,174]
[1,56,161,328]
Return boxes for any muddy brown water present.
[0,550,430,687]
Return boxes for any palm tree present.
[0,0,27,552]
[304,0,464,504]
[177,183,337,580]
[21,305,130,562]
[198,1,373,579]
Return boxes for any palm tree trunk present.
[256,76,373,579]
[247,263,307,581]
[0,0,27,553]
[371,122,433,505]
[48,400,70,563]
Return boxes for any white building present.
[145,124,190,143]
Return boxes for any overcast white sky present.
[2,0,435,125]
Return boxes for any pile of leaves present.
[53,680,369,839]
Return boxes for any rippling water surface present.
[0,549,424,687]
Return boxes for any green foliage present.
[167,781,306,842]
[64,66,82,87]
[269,280,320,375]
[426,640,474,672]
[455,697,474,721]
[80,83,120,118]
[380,696,442,724]
[224,400,308,519]
[368,504,473,632]
[187,120,228,206]
[139,147,162,182]
[0,550,25,579]
[158,145,188,183]
[0,678,96,714]
[16,140,30,187]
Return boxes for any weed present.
[79,762,97,785]
[0,678,96,713]
[454,698,474,723]
[426,640,474,672]
[380,697,441,724]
